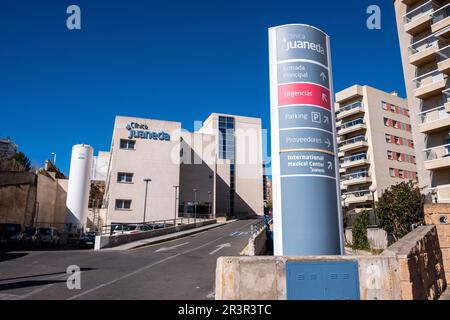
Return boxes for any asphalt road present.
[0,219,258,300]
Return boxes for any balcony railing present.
[437,44,450,62]
[412,68,446,89]
[337,101,363,114]
[343,189,372,198]
[403,0,435,24]
[432,2,450,24]
[408,33,439,56]
[340,118,365,129]
[341,152,367,163]
[418,105,450,123]
[339,135,367,146]
[423,143,450,160]
[342,170,370,181]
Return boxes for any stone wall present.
[382,225,446,300]
[425,203,450,281]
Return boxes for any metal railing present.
[337,101,363,114]
[343,189,372,198]
[412,69,446,89]
[340,118,365,129]
[342,170,370,181]
[432,2,450,24]
[403,0,435,24]
[341,152,368,163]
[408,33,438,56]
[101,217,213,236]
[423,143,450,161]
[437,44,450,62]
[339,135,367,146]
[345,209,378,228]
[418,105,449,123]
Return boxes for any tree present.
[12,152,31,171]
[352,210,370,250]
[375,181,425,242]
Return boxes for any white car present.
[112,224,153,236]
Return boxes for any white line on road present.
[155,242,189,253]
[209,243,231,255]
[66,220,255,300]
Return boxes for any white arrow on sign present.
[323,115,329,124]
[325,138,331,148]
[320,72,327,81]
[209,243,231,255]
[327,161,333,170]
[155,242,189,253]
[322,93,328,103]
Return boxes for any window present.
[120,139,136,150]
[389,168,396,177]
[117,172,133,183]
[115,199,132,210]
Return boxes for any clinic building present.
[103,114,264,225]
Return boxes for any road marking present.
[155,242,189,253]
[209,243,231,255]
[66,220,255,300]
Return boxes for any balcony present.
[418,105,450,133]
[338,118,366,135]
[436,25,450,41]
[403,1,436,35]
[413,69,447,99]
[336,101,364,120]
[339,135,369,152]
[430,184,450,203]
[341,170,372,187]
[340,152,370,169]
[437,45,450,74]
[343,189,373,205]
[408,33,438,66]
[423,143,450,170]
[432,3,450,33]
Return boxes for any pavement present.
[439,288,450,300]
[103,220,237,251]
[0,218,258,300]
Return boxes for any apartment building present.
[394,0,450,203]
[0,138,17,158]
[336,85,417,225]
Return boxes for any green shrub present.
[352,210,370,250]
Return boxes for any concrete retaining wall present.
[215,226,447,300]
[344,227,389,249]
[95,219,217,250]
[247,227,267,256]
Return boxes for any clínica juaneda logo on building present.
[126,122,171,141]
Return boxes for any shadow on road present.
[0,279,66,291]
[0,268,95,282]
[0,251,28,263]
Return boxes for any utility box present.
[286,261,360,300]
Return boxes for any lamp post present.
[173,185,179,226]
[208,191,212,219]
[51,152,57,166]
[143,178,152,225]
[369,185,377,225]
[193,189,198,224]
[341,194,347,228]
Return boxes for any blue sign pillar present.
[268,24,344,256]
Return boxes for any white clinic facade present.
[103,114,264,226]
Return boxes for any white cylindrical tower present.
[65,144,94,231]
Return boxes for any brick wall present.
[383,225,447,299]
[425,203,450,281]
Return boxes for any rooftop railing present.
[338,101,364,114]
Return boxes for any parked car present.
[79,232,96,248]
[112,224,153,235]
[0,223,22,247]
[22,227,60,247]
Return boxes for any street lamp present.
[173,185,179,226]
[193,189,198,224]
[51,152,57,166]
[369,185,377,225]
[143,178,152,225]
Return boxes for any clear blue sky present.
[0,0,405,175]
